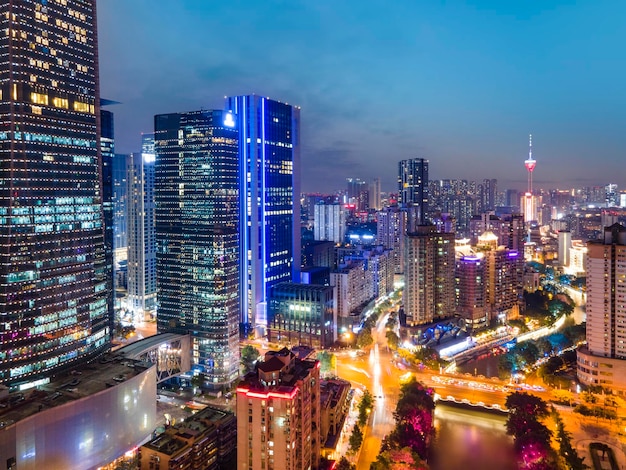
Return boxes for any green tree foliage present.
[381,378,435,461]
[335,456,355,470]
[553,411,587,470]
[370,447,429,470]
[505,392,552,454]
[349,424,364,452]
[316,351,336,377]
[357,328,374,349]
[413,347,442,370]
[358,389,374,426]
[240,345,260,374]
[386,330,399,350]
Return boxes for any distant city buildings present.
[376,205,408,274]
[398,158,429,225]
[225,95,301,333]
[154,110,240,387]
[314,203,346,243]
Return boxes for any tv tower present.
[524,134,536,193]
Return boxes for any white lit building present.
[314,203,346,243]
[578,224,626,394]
[127,136,157,322]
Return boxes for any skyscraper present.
[403,225,455,326]
[101,109,115,331]
[154,110,240,386]
[225,95,301,333]
[578,224,626,393]
[0,0,109,386]
[398,158,428,225]
[127,135,156,322]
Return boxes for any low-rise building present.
[0,354,157,470]
[139,406,236,470]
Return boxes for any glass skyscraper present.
[0,0,109,386]
[225,95,301,333]
[399,158,429,226]
[154,110,240,386]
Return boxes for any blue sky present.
[98,0,626,192]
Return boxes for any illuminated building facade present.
[154,110,240,387]
[578,224,626,394]
[456,254,488,330]
[376,205,408,274]
[0,354,156,470]
[267,282,335,348]
[403,225,455,326]
[225,95,301,332]
[101,109,115,327]
[139,406,236,470]
[398,158,428,225]
[0,0,110,386]
[126,135,156,322]
[330,260,374,331]
[313,202,346,243]
[236,348,320,470]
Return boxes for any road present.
[335,310,555,469]
[335,312,400,469]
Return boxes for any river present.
[457,354,502,378]
[431,404,517,470]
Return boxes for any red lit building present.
[236,348,320,470]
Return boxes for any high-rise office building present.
[398,158,428,225]
[376,206,408,274]
[225,95,300,332]
[346,177,368,212]
[403,225,455,326]
[0,0,109,386]
[155,110,240,387]
[112,153,128,252]
[369,178,381,211]
[313,202,346,243]
[101,109,115,329]
[127,135,156,322]
[578,224,626,393]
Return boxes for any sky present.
[97,0,626,193]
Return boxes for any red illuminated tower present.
[524,134,536,193]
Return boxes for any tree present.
[371,447,429,470]
[505,392,552,455]
[386,378,435,460]
[240,345,260,374]
[190,373,205,389]
[358,389,374,426]
[335,456,355,470]
[316,351,336,377]
[349,424,364,452]
[386,330,399,350]
[357,328,374,349]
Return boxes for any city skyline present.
[98,0,626,193]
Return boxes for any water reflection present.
[431,404,517,470]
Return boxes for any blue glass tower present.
[225,95,301,334]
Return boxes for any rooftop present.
[0,353,153,428]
